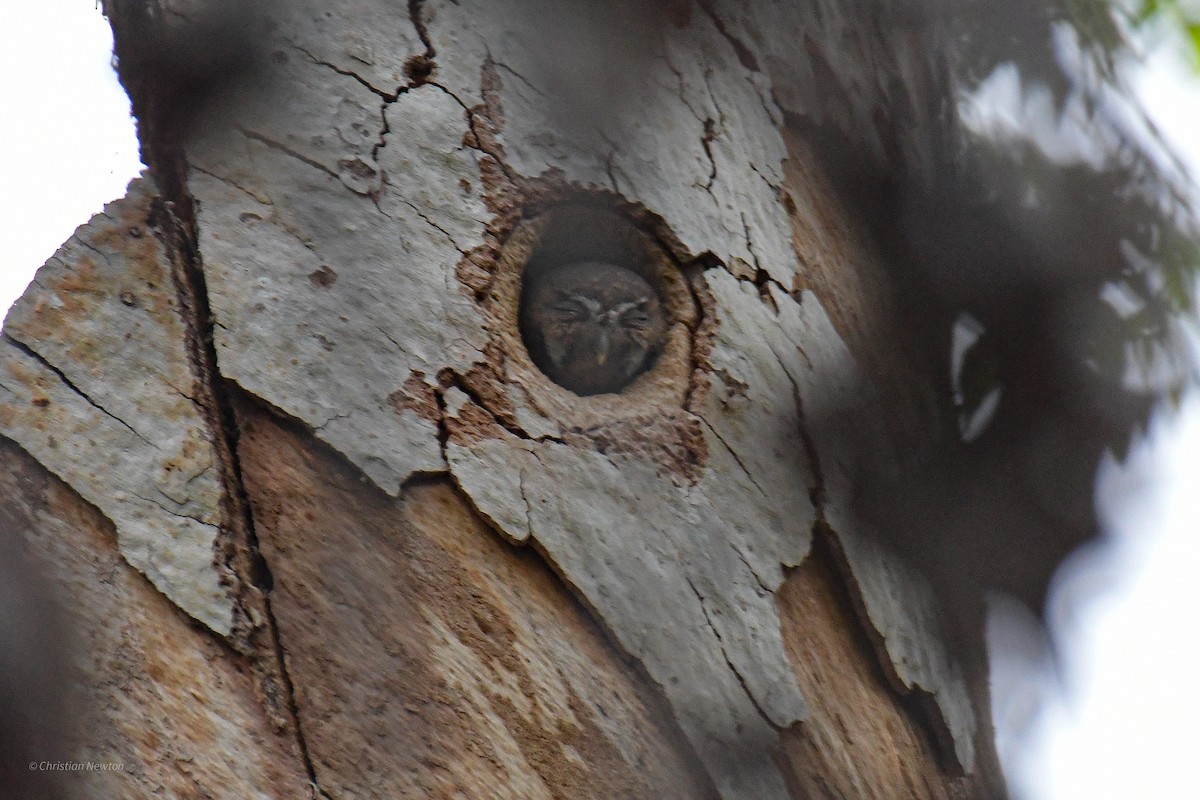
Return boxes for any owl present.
[520,261,668,396]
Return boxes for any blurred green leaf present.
[1128,0,1200,67]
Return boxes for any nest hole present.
[513,205,690,397]
[479,200,698,432]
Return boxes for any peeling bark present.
[0,181,231,634]
[0,437,311,798]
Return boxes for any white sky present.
[988,27,1200,800]
[0,3,142,308]
[1,5,1198,799]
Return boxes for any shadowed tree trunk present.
[5,1,1192,798]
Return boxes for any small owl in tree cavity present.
[521,261,667,396]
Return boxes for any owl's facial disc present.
[520,260,668,395]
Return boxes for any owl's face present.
[521,261,668,396]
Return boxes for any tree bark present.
[0,1,1011,797]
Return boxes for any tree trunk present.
[0,1,1009,797]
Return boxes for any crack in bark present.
[313,411,351,432]
[431,379,451,450]
[152,197,329,795]
[104,4,344,793]
[699,417,770,500]
[739,212,764,275]
[658,53,706,125]
[493,61,546,99]
[407,0,435,60]
[401,199,468,255]
[516,466,534,538]
[373,324,406,354]
[2,334,157,448]
[372,96,393,166]
[74,238,110,263]
[684,575,780,732]
[700,118,718,193]
[769,343,825,513]
[289,42,420,178]
[164,379,202,406]
[592,128,624,193]
[696,403,787,592]
[748,162,781,194]
[731,213,788,311]
[129,489,218,528]
[701,68,727,131]
[601,147,621,193]
[695,1,761,74]
[653,53,721,200]
[731,544,774,595]
[294,44,402,101]
[154,462,217,509]
[678,269,714,418]
[237,127,340,181]
[190,164,273,206]
[428,76,518,186]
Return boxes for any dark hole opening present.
[518,206,668,396]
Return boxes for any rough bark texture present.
[233,394,721,799]
[0,181,230,634]
[0,437,311,798]
[0,0,1009,797]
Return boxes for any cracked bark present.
[0,0,1008,798]
[153,120,328,793]
[3,334,157,446]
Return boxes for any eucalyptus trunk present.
[14,1,1141,797]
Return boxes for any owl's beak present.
[596,327,610,365]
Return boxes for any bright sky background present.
[986,22,1200,800]
[0,3,142,296]
[1,5,1197,799]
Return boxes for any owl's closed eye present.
[521,261,667,396]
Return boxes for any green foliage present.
[1130,0,1200,67]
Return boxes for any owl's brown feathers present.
[521,261,667,396]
